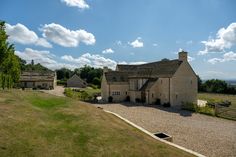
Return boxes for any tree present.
[92,77,101,87]
[0,21,20,89]
[56,68,73,80]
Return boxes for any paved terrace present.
[95,103,236,157]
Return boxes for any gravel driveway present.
[95,103,236,157]
[41,86,65,97]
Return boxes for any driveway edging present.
[104,109,205,157]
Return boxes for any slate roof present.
[139,78,158,91]
[104,71,129,83]
[117,59,182,78]
[20,72,55,82]
[104,59,183,85]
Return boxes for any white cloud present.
[186,40,193,44]
[116,40,122,46]
[5,23,52,48]
[15,48,57,67]
[41,23,95,47]
[15,48,79,70]
[102,48,114,54]
[188,56,195,62]
[118,61,146,65]
[199,23,236,55]
[129,37,144,48]
[199,70,236,80]
[208,51,236,64]
[153,43,158,47]
[61,0,89,9]
[61,53,117,69]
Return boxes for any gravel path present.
[95,103,236,157]
[41,86,65,97]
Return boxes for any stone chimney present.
[178,50,188,62]
[103,66,109,73]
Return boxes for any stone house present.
[67,74,87,88]
[101,51,197,106]
[19,71,56,89]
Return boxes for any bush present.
[125,96,130,102]
[57,80,66,86]
[163,102,171,107]
[88,84,98,89]
[108,96,113,103]
[181,102,196,111]
[135,98,141,103]
[155,98,161,105]
[64,88,74,98]
[182,102,215,116]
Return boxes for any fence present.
[215,105,236,120]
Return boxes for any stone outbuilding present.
[67,74,87,88]
[19,71,56,90]
[101,51,197,106]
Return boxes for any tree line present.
[56,66,103,87]
[198,76,236,95]
[0,21,20,89]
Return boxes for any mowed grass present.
[0,90,194,157]
[198,93,236,109]
[198,93,236,120]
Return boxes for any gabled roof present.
[139,78,158,91]
[117,59,183,78]
[104,71,129,83]
[67,74,87,84]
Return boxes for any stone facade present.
[19,71,56,90]
[101,51,197,106]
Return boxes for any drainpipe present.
[169,78,171,104]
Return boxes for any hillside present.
[0,90,193,157]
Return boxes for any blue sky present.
[1,0,236,79]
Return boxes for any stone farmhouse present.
[19,71,56,90]
[101,51,197,106]
[67,74,87,88]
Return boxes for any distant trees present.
[56,65,103,87]
[0,21,20,89]
[198,76,236,95]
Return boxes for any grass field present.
[0,90,193,157]
[198,93,236,120]
[198,93,236,109]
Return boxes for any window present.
[112,91,120,96]
[152,93,154,98]
[190,80,193,85]
[176,94,178,99]
[160,93,162,96]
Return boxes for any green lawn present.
[198,93,236,109]
[0,90,193,157]
[83,87,101,96]
[198,93,236,120]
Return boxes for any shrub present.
[155,98,161,105]
[88,84,98,89]
[108,96,113,103]
[135,98,141,103]
[64,88,73,98]
[181,102,196,111]
[163,102,171,107]
[57,80,66,86]
[125,96,130,102]
[182,102,215,116]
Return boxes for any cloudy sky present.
[1,0,236,79]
